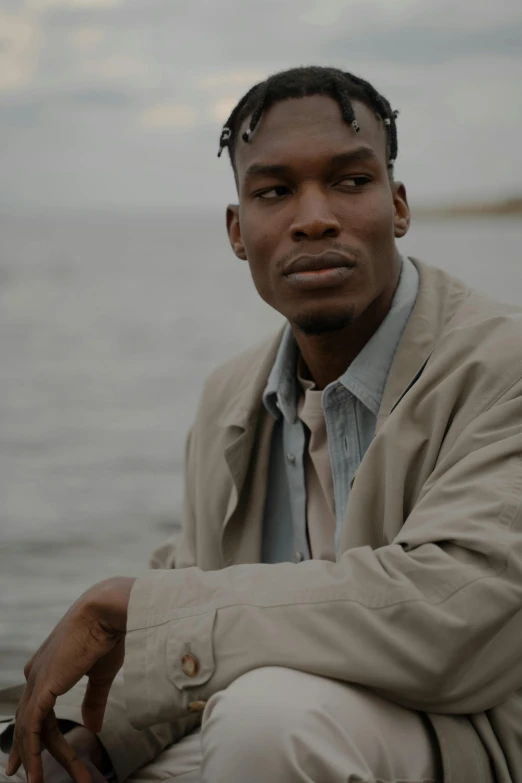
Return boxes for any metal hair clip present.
[217,126,232,157]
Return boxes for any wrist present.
[82,577,136,634]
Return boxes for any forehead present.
[235,94,387,179]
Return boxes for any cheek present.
[345,191,396,256]
[239,209,281,294]
[240,207,276,255]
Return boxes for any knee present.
[200,667,319,778]
[204,666,308,743]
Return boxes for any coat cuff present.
[125,570,216,730]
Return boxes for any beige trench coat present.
[2,258,522,782]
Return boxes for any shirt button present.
[293,551,305,563]
[188,700,207,714]
[286,452,296,464]
[181,654,199,678]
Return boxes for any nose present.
[289,187,341,242]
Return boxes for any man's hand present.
[5,577,135,783]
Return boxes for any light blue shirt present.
[261,256,419,563]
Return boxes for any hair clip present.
[352,120,360,133]
[217,127,232,157]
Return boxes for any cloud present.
[0,86,132,116]
[1,0,521,209]
[69,25,105,50]
[139,103,197,130]
[197,69,268,91]
[80,53,160,88]
[211,97,238,124]
[301,0,522,32]
[0,12,40,91]
[27,0,122,10]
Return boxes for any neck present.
[292,265,401,390]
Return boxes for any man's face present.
[227,94,410,335]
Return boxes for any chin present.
[291,306,356,336]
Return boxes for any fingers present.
[24,658,34,682]
[81,640,124,733]
[5,746,22,777]
[8,682,56,783]
[15,697,46,783]
[8,723,44,783]
[6,690,30,780]
[81,681,109,735]
[41,713,92,783]
[5,703,22,777]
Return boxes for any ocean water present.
[1,211,521,687]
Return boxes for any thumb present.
[81,639,124,733]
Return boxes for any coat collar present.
[217,326,285,433]
[376,257,471,431]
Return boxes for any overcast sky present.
[1,0,521,211]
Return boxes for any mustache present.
[275,242,362,274]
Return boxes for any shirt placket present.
[323,386,361,554]
[282,416,311,563]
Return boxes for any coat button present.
[188,700,207,714]
[293,551,305,563]
[181,654,199,678]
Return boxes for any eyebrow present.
[243,146,379,182]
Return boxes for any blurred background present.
[1,0,521,687]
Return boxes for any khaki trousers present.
[1,667,443,782]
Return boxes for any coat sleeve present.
[124,386,522,730]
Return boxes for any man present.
[1,65,522,783]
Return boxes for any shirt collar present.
[338,254,419,416]
[262,256,419,423]
[262,322,300,422]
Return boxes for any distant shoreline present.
[412,196,522,219]
[0,198,521,220]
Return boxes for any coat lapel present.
[217,327,285,565]
[377,258,470,433]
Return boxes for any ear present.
[392,181,410,238]
[226,204,247,260]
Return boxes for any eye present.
[338,176,371,188]
[256,185,290,200]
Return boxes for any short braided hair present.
[217,66,399,172]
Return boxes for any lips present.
[283,251,357,276]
